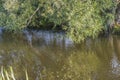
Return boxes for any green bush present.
[0,0,118,42]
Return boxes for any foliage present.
[0,0,118,42]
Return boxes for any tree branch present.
[26,6,40,27]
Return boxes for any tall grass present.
[0,66,28,80]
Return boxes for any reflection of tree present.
[91,35,120,80]
[113,36,120,61]
[0,31,74,79]
[74,36,115,80]
[2,31,120,79]
[91,36,114,80]
[41,51,100,80]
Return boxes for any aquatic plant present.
[0,66,29,80]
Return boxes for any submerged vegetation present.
[0,28,119,80]
[0,51,100,80]
[0,0,119,42]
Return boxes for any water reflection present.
[0,29,120,79]
[23,30,73,48]
[111,52,120,75]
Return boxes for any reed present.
[0,66,29,80]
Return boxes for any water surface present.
[0,29,120,80]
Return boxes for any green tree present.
[0,0,118,42]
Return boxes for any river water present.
[0,29,120,80]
